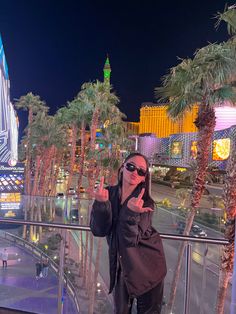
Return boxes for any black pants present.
[114,269,164,314]
[2,260,7,268]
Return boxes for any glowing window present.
[170,141,183,159]
[190,141,198,159]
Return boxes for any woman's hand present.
[127,188,153,213]
[94,176,109,202]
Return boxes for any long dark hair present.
[118,152,154,205]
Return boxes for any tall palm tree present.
[29,112,67,240]
[216,140,236,314]
[81,81,119,194]
[156,41,236,312]
[68,93,93,195]
[15,93,48,195]
[214,5,236,313]
[15,93,48,238]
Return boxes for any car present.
[70,209,79,222]
[68,187,76,195]
[191,225,207,237]
[79,186,85,193]
[56,178,63,184]
[176,221,207,237]
[56,192,65,199]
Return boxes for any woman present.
[90,153,166,314]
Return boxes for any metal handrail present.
[0,217,231,314]
[0,218,229,245]
[1,232,80,314]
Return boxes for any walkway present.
[0,235,78,314]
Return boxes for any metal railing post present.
[57,230,66,314]
[230,220,236,314]
[200,243,208,314]
[184,243,192,314]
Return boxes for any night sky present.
[0,1,231,136]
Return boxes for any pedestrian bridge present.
[0,203,232,314]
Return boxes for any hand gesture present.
[127,188,153,213]
[94,177,109,202]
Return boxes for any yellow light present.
[212,138,230,161]
[103,120,110,128]
[177,168,186,172]
[32,234,39,243]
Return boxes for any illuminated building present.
[215,102,236,131]
[126,122,139,135]
[0,35,18,164]
[139,102,198,137]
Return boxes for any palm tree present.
[15,93,48,195]
[216,140,236,314]
[69,93,93,195]
[156,41,236,312]
[81,81,119,194]
[29,112,67,240]
[214,5,236,313]
[15,93,48,238]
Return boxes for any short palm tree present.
[156,40,236,312]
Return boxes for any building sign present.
[0,162,24,218]
[170,141,183,159]
[212,138,230,161]
[0,163,24,193]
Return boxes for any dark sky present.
[0,0,231,135]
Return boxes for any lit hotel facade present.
[126,102,236,172]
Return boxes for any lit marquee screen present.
[171,141,183,159]
[190,141,198,159]
[0,163,24,217]
[212,138,231,161]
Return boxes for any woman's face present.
[123,156,147,186]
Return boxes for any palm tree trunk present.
[29,154,41,240]
[66,124,77,194]
[167,105,216,312]
[87,110,99,196]
[216,141,236,313]
[77,121,86,193]
[216,269,230,313]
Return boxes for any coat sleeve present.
[90,199,112,237]
[119,201,154,247]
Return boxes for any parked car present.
[79,186,85,193]
[56,192,65,199]
[68,187,76,195]
[176,221,207,237]
[70,209,79,222]
[56,178,63,184]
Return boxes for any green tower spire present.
[103,54,111,85]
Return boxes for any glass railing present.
[0,195,232,314]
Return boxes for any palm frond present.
[215,4,236,36]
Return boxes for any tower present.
[103,55,111,85]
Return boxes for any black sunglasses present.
[125,163,147,177]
